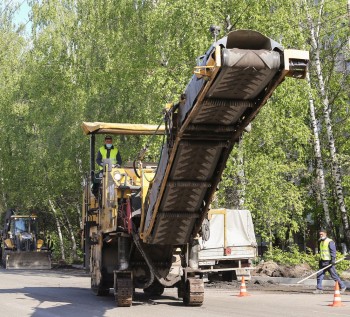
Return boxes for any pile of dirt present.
[252,261,313,278]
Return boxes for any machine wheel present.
[183,278,204,306]
[114,272,133,307]
[177,282,184,298]
[2,253,6,268]
[143,281,165,296]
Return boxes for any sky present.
[13,0,30,22]
[12,0,32,34]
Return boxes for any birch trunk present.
[76,204,82,230]
[237,137,246,208]
[306,72,333,234]
[62,208,78,261]
[268,224,273,251]
[348,0,350,48]
[49,199,66,261]
[0,156,8,209]
[305,0,350,246]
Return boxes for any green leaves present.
[0,0,349,258]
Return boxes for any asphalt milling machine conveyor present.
[81,29,309,307]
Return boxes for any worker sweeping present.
[313,228,346,294]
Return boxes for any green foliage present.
[264,246,319,269]
[335,252,350,273]
[0,0,349,260]
[264,246,350,273]
[218,81,312,243]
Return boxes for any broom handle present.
[297,257,345,284]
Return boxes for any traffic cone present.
[237,276,250,297]
[328,281,344,307]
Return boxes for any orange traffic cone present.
[328,281,344,307]
[237,276,250,297]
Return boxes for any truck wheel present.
[222,271,235,282]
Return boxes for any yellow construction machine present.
[1,209,52,269]
[81,29,309,307]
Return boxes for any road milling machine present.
[81,29,309,307]
[1,209,52,269]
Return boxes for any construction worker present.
[96,135,122,170]
[47,235,54,253]
[313,228,346,294]
[92,135,122,197]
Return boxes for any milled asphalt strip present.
[251,276,350,288]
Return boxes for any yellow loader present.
[1,209,51,269]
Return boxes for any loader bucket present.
[5,251,52,269]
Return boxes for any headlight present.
[114,172,122,181]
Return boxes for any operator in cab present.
[96,135,122,169]
[92,135,122,197]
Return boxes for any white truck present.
[198,209,257,281]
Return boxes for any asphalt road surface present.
[1,267,350,317]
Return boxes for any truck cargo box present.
[198,209,257,280]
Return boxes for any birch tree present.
[303,0,350,246]
[49,199,66,261]
[306,71,333,235]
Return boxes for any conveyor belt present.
[142,30,308,245]
[207,48,281,100]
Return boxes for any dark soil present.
[252,261,314,278]
[204,279,318,293]
[205,261,347,293]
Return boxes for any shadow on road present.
[0,286,184,316]
[0,267,89,278]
